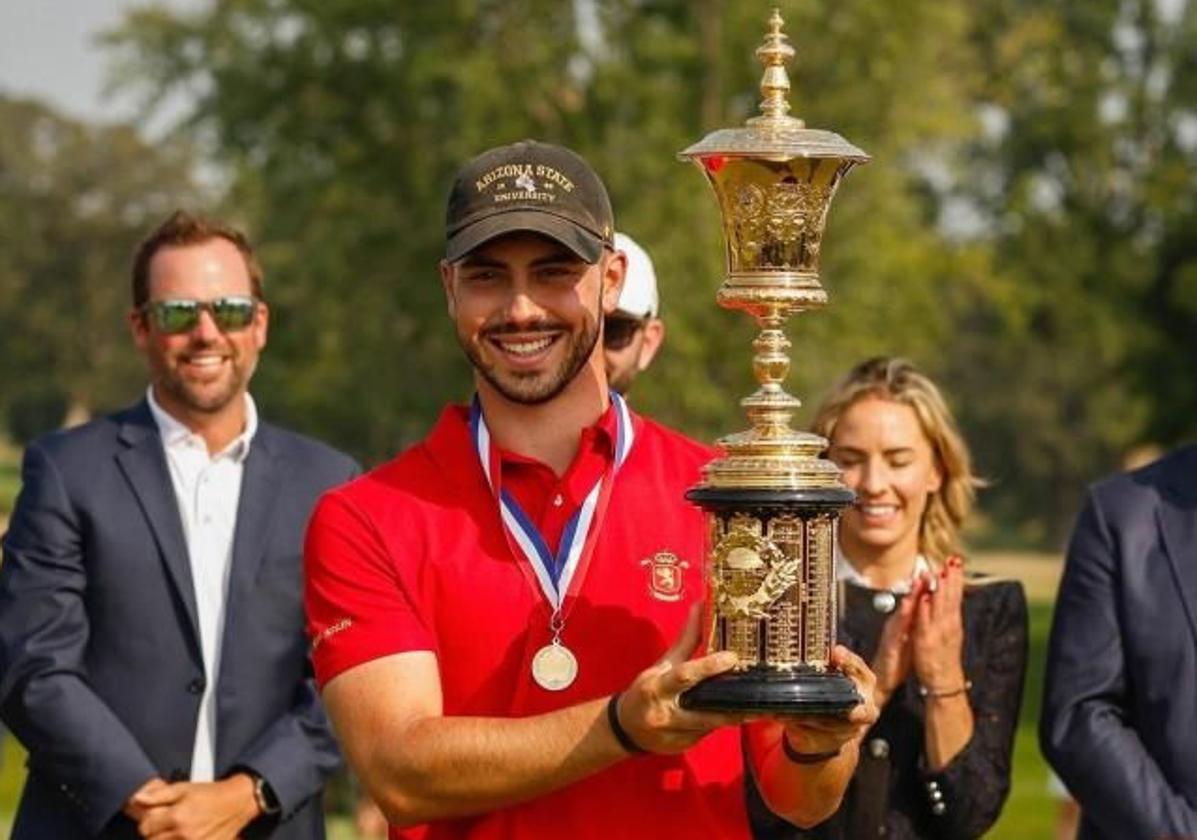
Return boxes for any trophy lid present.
[680,9,869,164]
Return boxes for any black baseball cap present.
[445,140,615,263]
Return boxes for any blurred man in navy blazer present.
[0,211,356,839]
[1042,447,1197,839]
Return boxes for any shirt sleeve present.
[304,487,435,688]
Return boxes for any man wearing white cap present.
[604,232,665,395]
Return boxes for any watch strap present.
[252,774,281,816]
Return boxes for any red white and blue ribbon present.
[470,392,634,613]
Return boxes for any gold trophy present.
[679,9,869,714]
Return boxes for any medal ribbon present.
[470,392,634,614]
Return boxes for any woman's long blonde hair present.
[811,356,981,567]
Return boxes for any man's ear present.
[637,318,665,372]
[254,301,270,350]
[601,250,627,315]
[440,259,456,318]
[128,308,150,353]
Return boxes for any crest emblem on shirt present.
[641,551,689,601]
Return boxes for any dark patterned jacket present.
[749,574,1028,840]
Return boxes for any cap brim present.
[446,210,605,263]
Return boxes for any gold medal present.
[531,642,578,691]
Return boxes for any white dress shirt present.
[147,387,258,782]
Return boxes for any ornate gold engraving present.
[801,515,834,667]
[763,515,805,668]
[705,513,835,671]
[728,179,832,272]
[714,515,796,622]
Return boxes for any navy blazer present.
[1041,445,1197,839]
[0,400,358,839]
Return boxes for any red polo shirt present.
[305,404,749,840]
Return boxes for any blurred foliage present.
[0,96,203,433]
[943,0,1197,542]
[1,0,1194,546]
[101,0,980,455]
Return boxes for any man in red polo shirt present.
[304,140,878,839]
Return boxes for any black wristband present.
[781,735,842,765]
[606,693,647,755]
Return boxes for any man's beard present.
[156,341,252,414]
[461,314,601,405]
[606,362,636,396]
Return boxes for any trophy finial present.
[750,8,803,129]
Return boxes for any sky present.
[0,1,200,127]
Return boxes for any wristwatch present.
[252,773,281,816]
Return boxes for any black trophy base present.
[679,667,861,717]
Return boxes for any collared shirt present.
[147,387,257,782]
[836,548,931,594]
[305,404,750,840]
[498,405,618,555]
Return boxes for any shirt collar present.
[835,545,930,594]
[424,401,636,498]
[493,400,619,470]
[146,386,258,463]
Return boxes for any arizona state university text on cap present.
[445,140,615,263]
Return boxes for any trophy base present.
[679,667,861,717]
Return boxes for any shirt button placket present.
[198,467,215,525]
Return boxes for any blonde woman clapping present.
[750,357,1028,840]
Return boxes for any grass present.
[986,600,1055,839]
[0,455,19,524]
[0,735,22,835]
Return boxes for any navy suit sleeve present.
[0,442,158,834]
[233,454,358,818]
[234,672,342,819]
[1040,488,1197,836]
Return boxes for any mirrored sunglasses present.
[142,296,259,334]
[603,316,647,351]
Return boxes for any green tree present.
[0,96,202,441]
[940,0,1197,542]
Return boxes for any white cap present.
[613,232,659,318]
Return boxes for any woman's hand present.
[869,578,922,709]
[910,557,968,692]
